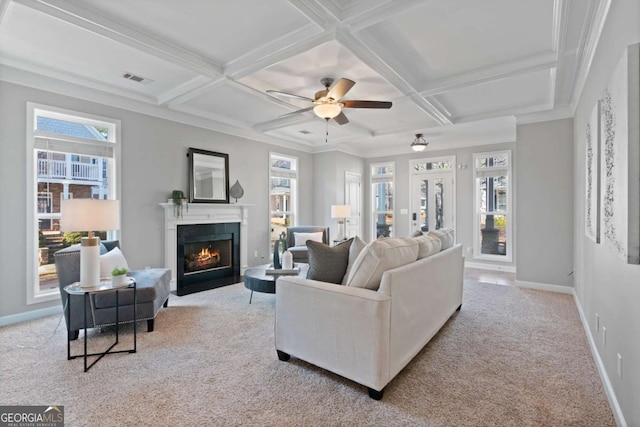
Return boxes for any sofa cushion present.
[306,239,353,284]
[294,232,324,247]
[345,237,419,291]
[99,247,129,277]
[341,236,367,285]
[414,234,442,259]
[427,228,455,250]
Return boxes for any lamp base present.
[79,236,101,288]
[337,220,346,241]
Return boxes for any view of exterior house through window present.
[473,151,512,262]
[29,105,118,302]
[371,162,395,239]
[269,153,297,248]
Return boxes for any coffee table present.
[243,263,308,303]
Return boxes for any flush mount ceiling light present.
[411,133,429,152]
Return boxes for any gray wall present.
[0,81,313,317]
[515,119,574,287]
[365,142,515,266]
[573,0,640,424]
[313,151,364,239]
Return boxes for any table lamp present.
[61,199,120,287]
[331,204,351,241]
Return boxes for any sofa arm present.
[275,277,392,391]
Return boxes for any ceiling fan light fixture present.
[313,103,342,119]
[411,133,428,152]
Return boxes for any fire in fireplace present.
[177,222,240,296]
[184,240,231,274]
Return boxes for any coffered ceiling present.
[0,0,609,156]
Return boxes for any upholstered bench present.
[54,240,170,340]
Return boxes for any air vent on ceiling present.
[122,72,154,85]
[299,130,311,135]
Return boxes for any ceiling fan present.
[267,77,392,125]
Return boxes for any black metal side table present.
[64,278,137,372]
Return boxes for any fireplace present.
[177,222,240,296]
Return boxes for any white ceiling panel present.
[269,116,360,145]
[436,70,553,118]
[64,0,310,64]
[0,3,197,98]
[362,0,554,82]
[344,97,440,133]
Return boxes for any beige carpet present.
[0,279,615,426]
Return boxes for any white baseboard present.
[515,280,573,294]
[465,262,516,273]
[573,292,627,427]
[0,305,61,327]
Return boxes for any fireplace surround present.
[160,203,250,294]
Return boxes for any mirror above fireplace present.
[188,147,229,203]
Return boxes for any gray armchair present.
[285,226,330,263]
[54,240,170,340]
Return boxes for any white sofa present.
[275,237,464,399]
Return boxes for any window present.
[27,104,120,303]
[371,162,395,239]
[473,150,512,262]
[269,153,297,246]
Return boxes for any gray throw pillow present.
[306,238,353,284]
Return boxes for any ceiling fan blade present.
[342,100,392,109]
[333,111,349,125]
[327,78,355,101]
[277,106,315,119]
[267,90,313,102]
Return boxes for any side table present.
[64,278,137,372]
[244,264,308,303]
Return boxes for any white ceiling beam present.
[288,0,337,29]
[14,0,223,79]
[224,26,334,80]
[157,76,218,106]
[0,0,11,27]
[418,52,558,97]
[337,29,452,125]
[568,0,612,109]
[344,0,433,32]
[551,0,569,106]
[455,102,554,125]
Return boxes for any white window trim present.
[26,103,121,305]
[370,161,395,240]
[472,150,513,263]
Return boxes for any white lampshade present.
[61,199,120,232]
[331,205,351,219]
[314,103,342,119]
[411,133,429,152]
[61,199,120,288]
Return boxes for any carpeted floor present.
[0,278,615,426]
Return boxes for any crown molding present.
[0,0,10,26]
[568,0,612,109]
[0,56,156,104]
[515,104,574,125]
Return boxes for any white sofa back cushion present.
[342,236,367,285]
[294,232,324,247]
[427,228,455,250]
[345,237,418,290]
[99,247,129,277]
[414,234,442,259]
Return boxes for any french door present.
[411,172,454,232]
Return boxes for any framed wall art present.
[585,101,601,243]
[600,43,640,264]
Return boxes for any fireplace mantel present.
[160,203,251,291]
